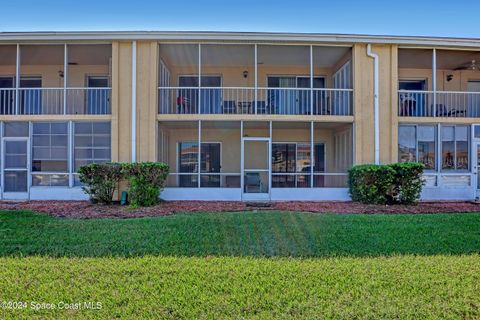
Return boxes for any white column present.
[198,44,201,115]
[310,121,314,188]
[432,48,437,117]
[15,44,20,115]
[240,120,244,199]
[63,43,68,115]
[198,120,202,188]
[268,121,272,195]
[254,44,258,114]
[310,45,313,115]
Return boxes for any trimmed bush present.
[348,162,424,205]
[122,162,169,207]
[78,163,123,204]
[348,164,396,204]
[390,162,425,204]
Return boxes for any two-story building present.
[0,31,479,201]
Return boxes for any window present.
[4,122,29,137]
[442,125,469,170]
[272,143,323,188]
[398,125,436,170]
[200,143,221,187]
[31,122,69,186]
[399,80,426,91]
[178,142,198,187]
[74,122,111,185]
[177,141,222,187]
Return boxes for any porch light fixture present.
[243,70,249,78]
[446,74,453,82]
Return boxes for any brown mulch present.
[1,200,480,219]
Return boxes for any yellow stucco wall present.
[2,39,478,175]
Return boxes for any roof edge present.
[0,31,479,47]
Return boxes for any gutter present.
[131,41,137,162]
[1,31,480,48]
[366,44,380,165]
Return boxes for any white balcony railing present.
[0,88,111,115]
[399,90,480,117]
[158,87,353,116]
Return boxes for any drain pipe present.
[131,41,137,162]
[366,44,380,165]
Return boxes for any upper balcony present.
[398,48,480,118]
[158,43,352,116]
[0,44,111,115]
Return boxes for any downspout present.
[131,41,137,162]
[366,44,380,164]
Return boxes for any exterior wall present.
[1,36,479,201]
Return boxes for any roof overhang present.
[0,31,480,48]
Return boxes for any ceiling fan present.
[455,60,480,71]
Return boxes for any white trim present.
[432,49,436,116]
[366,44,380,164]
[63,43,67,115]
[271,188,350,201]
[241,136,271,200]
[131,41,137,162]
[3,32,480,48]
[29,186,88,200]
[162,188,241,201]
[15,44,19,115]
[2,137,29,199]
[254,44,258,115]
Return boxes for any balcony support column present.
[63,43,68,115]
[198,44,201,115]
[310,45,313,116]
[254,44,258,115]
[432,48,437,117]
[15,44,20,115]
[310,121,314,188]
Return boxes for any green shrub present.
[389,162,425,204]
[348,164,396,204]
[348,162,424,205]
[78,163,123,204]
[122,162,170,207]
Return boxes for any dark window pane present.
[314,144,325,172]
[178,142,198,173]
[4,122,29,137]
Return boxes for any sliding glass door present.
[178,76,222,114]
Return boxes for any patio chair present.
[245,172,263,193]
[222,100,236,114]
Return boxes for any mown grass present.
[2,210,480,319]
[1,255,480,319]
[1,210,480,257]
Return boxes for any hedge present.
[122,162,170,207]
[78,163,123,204]
[348,162,424,205]
[78,162,169,206]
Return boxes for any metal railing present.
[399,90,480,117]
[0,88,111,115]
[158,87,353,116]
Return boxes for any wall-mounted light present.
[446,74,453,82]
[243,70,249,78]
[58,70,64,78]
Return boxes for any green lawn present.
[1,210,480,257]
[1,210,480,319]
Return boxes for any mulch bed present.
[1,200,480,219]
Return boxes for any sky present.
[1,0,480,38]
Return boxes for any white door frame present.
[2,137,30,200]
[241,137,271,201]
